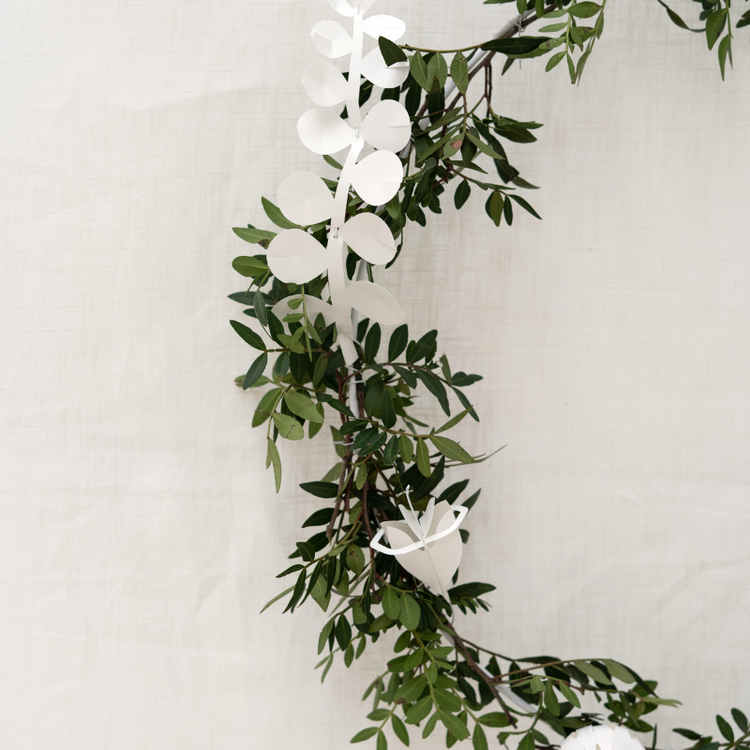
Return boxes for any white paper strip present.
[277,172,334,227]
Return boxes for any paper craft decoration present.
[561,726,646,750]
[370,495,468,600]
[265,0,409,376]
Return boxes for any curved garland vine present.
[229,1,750,748]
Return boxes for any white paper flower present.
[311,20,353,59]
[371,498,468,600]
[561,726,646,750]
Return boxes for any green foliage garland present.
[229,1,749,747]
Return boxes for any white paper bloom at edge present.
[561,725,646,750]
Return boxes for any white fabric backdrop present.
[1,0,748,748]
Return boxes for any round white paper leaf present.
[341,213,396,265]
[341,279,404,326]
[360,100,411,153]
[302,61,349,108]
[266,229,328,284]
[351,150,403,206]
[327,0,377,15]
[310,21,352,59]
[362,14,406,42]
[297,108,354,155]
[277,172,334,227]
[272,295,335,330]
[360,48,409,89]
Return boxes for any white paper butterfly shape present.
[370,493,469,601]
[265,0,409,366]
[561,726,645,750]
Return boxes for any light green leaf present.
[382,586,401,620]
[399,593,421,630]
[265,437,282,492]
[243,352,268,389]
[450,51,469,94]
[351,727,379,743]
[272,412,305,441]
[231,255,269,277]
[261,196,298,229]
[574,660,612,685]
[232,226,276,244]
[603,659,635,684]
[284,391,325,424]
[259,584,294,614]
[416,438,431,477]
[436,406,473,434]
[430,435,474,463]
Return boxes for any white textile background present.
[1,0,749,748]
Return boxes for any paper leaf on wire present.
[298,108,354,155]
[360,48,409,89]
[340,279,404,326]
[277,172,334,226]
[351,150,403,205]
[340,213,396,265]
[327,0,378,16]
[266,229,329,284]
[310,20,353,59]
[271,295,335,331]
[373,500,466,599]
[362,15,406,42]
[561,726,645,750]
[302,61,349,107]
[360,100,411,152]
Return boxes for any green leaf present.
[284,391,325,424]
[300,481,339,498]
[388,324,409,361]
[473,723,489,750]
[656,0,704,33]
[436,406,473,434]
[450,51,469,95]
[265,437,282,492]
[510,194,542,220]
[409,53,431,91]
[351,727,379,743]
[544,681,560,716]
[438,711,470,741]
[485,191,504,227]
[430,435,474,463]
[477,713,510,728]
[558,682,581,708]
[718,35,731,81]
[232,226,276,244]
[382,586,401,620]
[231,255,269,277]
[603,660,635,684]
[381,389,397,429]
[518,732,535,750]
[346,544,365,576]
[454,180,471,210]
[400,593,421,630]
[253,289,268,327]
[416,370,450,415]
[376,730,387,750]
[706,9,727,51]
[392,715,410,746]
[230,320,266,351]
[732,708,749,733]
[261,196,298,229]
[416,438,431,477]
[272,412,305,441]
[365,322,381,363]
[574,660,612,685]
[480,37,549,56]
[717,715,734,742]
[427,52,448,90]
[379,36,407,66]
[422,712,439,738]
[399,434,414,463]
[243,352,268,389]
[568,2,601,18]
[405,696,433,725]
[259,584,295,614]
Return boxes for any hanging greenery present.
[229,1,749,748]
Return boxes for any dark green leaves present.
[364,323,381,363]
[430,435,473,463]
[485,191,504,227]
[481,37,550,56]
[717,715,734,742]
[379,36,407,66]
[450,51,469,95]
[232,255,269,277]
[261,196,297,229]
[409,53,430,91]
[655,0,703,33]
[388,324,408,361]
[300,481,339,499]
[510,194,542,220]
[233,226,276,244]
[351,727,379,743]
[706,9,727,51]
[454,180,471,210]
[230,320,266,351]
[399,593,421,630]
[243,352,267,388]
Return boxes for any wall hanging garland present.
[229,0,750,747]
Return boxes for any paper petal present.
[351,150,403,206]
[340,279,404,326]
[266,229,329,284]
[277,172,334,226]
[383,502,463,597]
[297,108,354,155]
[362,14,406,42]
[271,295,335,330]
[311,20,353,59]
[302,61,349,108]
[340,213,396,265]
[360,48,409,89]
[360,99,411,153]
[327,0,377,16]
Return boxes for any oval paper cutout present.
[310,21,352,59]
[277,172,334,227]
[360,99,411,153]
[302,61,349,108]
[266,229,329,284]
[340,213,396,265]
[351,150,403,206]
[341,279,405,326]
[362,14,406,42]
[297,108,354,155]
[360,48,409,89]
[327,0,377,16]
